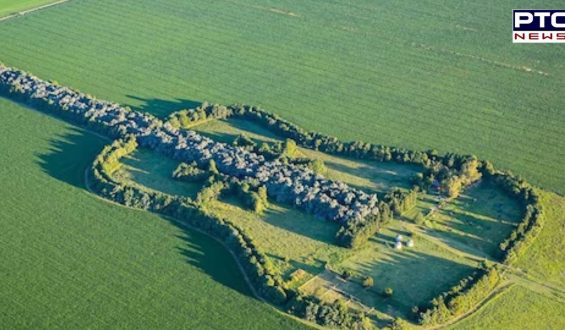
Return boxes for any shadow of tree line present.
[126,95,202,118]
[35,128,253,298]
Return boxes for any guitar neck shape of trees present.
[0,64,380,228]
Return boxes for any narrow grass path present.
[405,222,565,304]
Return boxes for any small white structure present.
[394,241,403,250]
[395,234,403,242]
[406,239,415,248]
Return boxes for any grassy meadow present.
[423,181,523,260]
[0,0,564,194]
[116,148,204,199]
[0,98,308,329]
[204,198,349,284]
[302,218,479,321]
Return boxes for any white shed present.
[394,241,403,250]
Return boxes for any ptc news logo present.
[513,10,565,43]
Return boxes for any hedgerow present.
[416,266,501,325]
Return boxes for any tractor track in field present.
[0,0,71,22]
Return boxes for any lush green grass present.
[205,198,349,284]
[0,98,309,329]
[424,181,523,260]
[0,0,60,17]
[449,285,565,330]
[195,119,279,145]
[115,148,203,199]
[516,191,565,287]
[195,118,421,194]
[316,219,478,320]
[0,0,564,194]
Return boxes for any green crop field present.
[449,285,565,330]
[0,0,60,18]
[515,192,565,287]
[0,0,564,194]
[0,98,308,329]
[1,0,565,329]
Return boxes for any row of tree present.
[172,161,208,182]
[416,266,501,325]
[173,103,483,196]
[335,187,420,248]
[489,172,544,264]
[335,201,393,248]
[287,294,374,330]
[230,181,269,214]
[383,189,419,216]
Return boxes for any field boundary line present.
[0,0,71,22]
[425,282,514,330]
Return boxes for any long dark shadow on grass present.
[35,127,108,189]
[126,95,202,118]
[169,217,253,297]
[219,195,341,246]
[344,247,476,319]
[196,130,240,144]
[34,125,254,298]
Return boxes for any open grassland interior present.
[194,118,422,195]
[115,148,204,199]
[420,180,523,260]
[0,0,564,194]
[204,198,349,285]
[301,219,479,322]
[0,98,307,330]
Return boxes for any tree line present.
[1,64,384,240]
[416,266,501,326]
[486,170,544,265]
